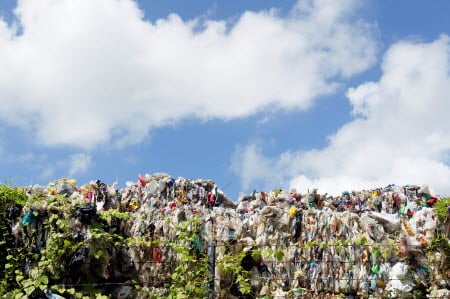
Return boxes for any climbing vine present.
[435,197,449,223]
[0,184,28,294]
[0,184,133,298]
[217,249,253,295]
[165,215,209,299]
[432,197,450,280]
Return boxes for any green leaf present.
[251,250,261,261]
[21,279,34,288]
[94,250,103,259]
[354,236,367,246]
[39,275,49,285]
[261,248,273,259]
[274,250,284,261]
[24,285,35,295]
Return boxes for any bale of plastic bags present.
[6,176,449,298]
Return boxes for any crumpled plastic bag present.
[386,262,415,295]
[368,212,400,233]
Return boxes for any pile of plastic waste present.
[4,173,450,298]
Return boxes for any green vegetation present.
[0,184,133,297]
[435,197,449,223]
[165,216,209,299]
[0,184,27,294]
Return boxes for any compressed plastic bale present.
[289,205,298,219]
[237,199,250,213]
[216,219,229,243]
[230,220,241,241]
[111,285,134,299]
[428,288,450,298]
[418,184,431,198]
[57,181,77,196]
[148,196,160,208]
[359,214,387,242]
[255,222,268,246]
[411,208,437,240]
[339,212,351,238]
[251,266,263,292]
[272,287,288,299]
[349,264,361,292]
[260,205,281,218]
[267,231,279,246]
[239,236,256,252]
[249,213,260,237]
[11,178,450,298]
[145,179,159,195]
[139,261,164,287]
[248,197,262,210]
[386,262,415,295]
[368,212,401,233]
[357,264,370,295]
[406,197,419,211]
[259,284,270,297]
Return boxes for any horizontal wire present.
[40,277,443,286]
[5,242,435,248]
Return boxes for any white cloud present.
[0,0,377,148]
[68,153,91,177]
[230,142,307,191]
[231,35,450,196]
[230,143,276,189]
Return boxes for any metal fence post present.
[208,240,216,299]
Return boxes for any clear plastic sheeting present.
[7,176,450,298]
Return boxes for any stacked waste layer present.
[7,174,450,298]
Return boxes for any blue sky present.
[0,0,450,199]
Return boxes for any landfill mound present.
[0,173,449,299]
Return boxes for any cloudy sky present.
[0,0,449,198]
